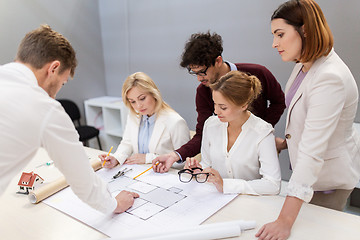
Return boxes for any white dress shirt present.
[0,62,116,213]
[201,114,281,195]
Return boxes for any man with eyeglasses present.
[153,31,285,173]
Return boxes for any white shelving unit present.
[84,96,129,151]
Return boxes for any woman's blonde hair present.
[122,72,171,116]
[210,71,262,109]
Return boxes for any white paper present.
[112,220,256,240]
[43,164,238,238]
[119,224,241,240]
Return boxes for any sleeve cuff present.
[174,151,184,163]
[222,179,245,194]
[287,180,314,203]
[111,153,125,165]
[106,197,118,214]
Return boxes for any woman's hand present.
[256,196,303,240]
[255,218,292,240]
[125,153,146,164]
[98,154,119,169]
[203,167,223,193]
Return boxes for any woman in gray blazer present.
[257,1,360,239]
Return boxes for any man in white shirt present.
[0,25,138,214]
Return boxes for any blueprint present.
[43,164,237,238]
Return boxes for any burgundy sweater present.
[176,63,286,160]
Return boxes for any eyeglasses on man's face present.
[187,66,209,76]
[178,167,210,183]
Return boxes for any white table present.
[1,147,360,240]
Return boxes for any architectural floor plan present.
[43,164,237,238]
[108,174,186,220]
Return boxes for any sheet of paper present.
[43,164,237,238]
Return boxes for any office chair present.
[57,99,102,150]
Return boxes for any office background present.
[1,0,359,180]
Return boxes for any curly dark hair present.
[180,31,223,69]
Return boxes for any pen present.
[133,162,159,180]
[113,168,132,179]
[102,146,113,167]
[36,161,54,168]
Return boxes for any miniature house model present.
[17,172,44,194]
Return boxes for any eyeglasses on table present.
[178,167,210,183]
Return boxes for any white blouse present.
[201,114,281,195]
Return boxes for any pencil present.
[102,146,113,167]
[133,162,159,180]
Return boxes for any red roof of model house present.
[18,172,44,187]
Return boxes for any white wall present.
[0,0,107,120]
[99,0,360,180]
[99,0,360,127]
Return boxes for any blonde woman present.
[99,72,190,168]
[185,71,281,195]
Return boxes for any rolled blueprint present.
[29,160,102,204]
[114,220,256,240]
